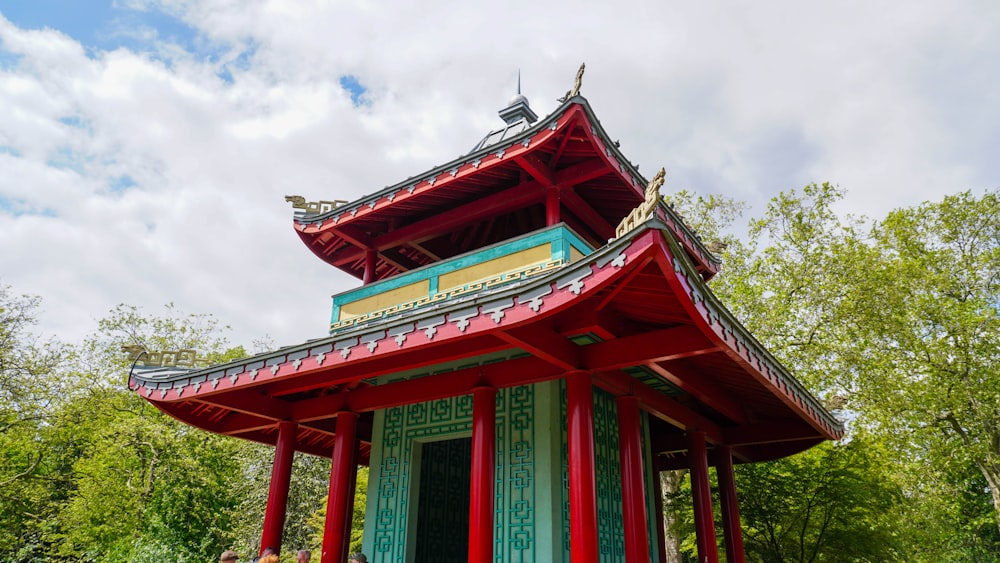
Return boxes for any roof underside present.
[132,223,842,466]
[292,99,720,283]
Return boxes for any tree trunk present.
[976,460,1000,536]
[661,469,687,563]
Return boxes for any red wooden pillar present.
[469,386,497,563]
[717,446,746,563]
[322,412,359,563]
[546,185,561,225]
[688,431,719,563]
[340,445,360,563]
[616,396,650,563]
[566,371,599,563]
[261,421,296,554]
[363,249,377,285]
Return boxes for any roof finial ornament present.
[560,62,586,101]
[614,167,666,239]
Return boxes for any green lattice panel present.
[368,385,535,563]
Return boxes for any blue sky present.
[0,0,997,348]
[1,1,198,53]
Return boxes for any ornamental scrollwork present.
[285,195,348,215]
[122,345,205,368]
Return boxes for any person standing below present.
[219,550,239,563]
[296,549,311,563]
[348,553,367,563]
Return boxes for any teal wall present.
[331,224,593,329]
[362,379,660,563]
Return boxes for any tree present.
[0,285,78,561]
[710,186,1000,559]
[41,303,250,562]
[736,439,903,563]
[857,190,1000,534]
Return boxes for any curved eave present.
[644,224,844,441]
[133,221,839,462]
[292,96,720,280]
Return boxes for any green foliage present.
[737,440,904,563]
[705,186,1000,560]
[667,439,903,563]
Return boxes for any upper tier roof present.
[289,95,721,283]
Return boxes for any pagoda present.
[129,66,842,563]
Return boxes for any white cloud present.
[1,0,998,348]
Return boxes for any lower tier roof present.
[130,218,843,464]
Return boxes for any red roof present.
[132,219,842,465]
[291,97,721,283]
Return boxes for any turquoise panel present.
[363,385,535,563]
[333,224,593,308]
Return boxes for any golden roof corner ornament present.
[559,62,586,101]
[122,344,204,368]
[615,167,665,239]
[285,195,348,215]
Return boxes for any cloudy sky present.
[1,0,997,350]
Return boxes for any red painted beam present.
[495,324,582,371]
[558,308,625,341]
[372,182,543,249]
[327,223,372,251]
[291,355,564,421]
[553,157,612,187]
[325,158,615,266]
[582,325,718,371]
[592,370,723,443]
[722,420,821,446]
[198,389,292,421]
[551,108,583,163]
[558,186,617,240]
[647,362,749,425]
[546,185,560,226]
[514,153,554,186]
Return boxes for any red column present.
[363,249,377,285]
[566,371,599,563]
[261,421,297,555]
[546,185,561,225]
[688,431,719,563]
[616,396,651,563]
[717,446,746,563]
[322,412,359,563]
[340,448,359,563]
[469,386,497,563]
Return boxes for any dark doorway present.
[413,437,472,562]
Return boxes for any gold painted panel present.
[339,279,430,320]
[438,245,550,291]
